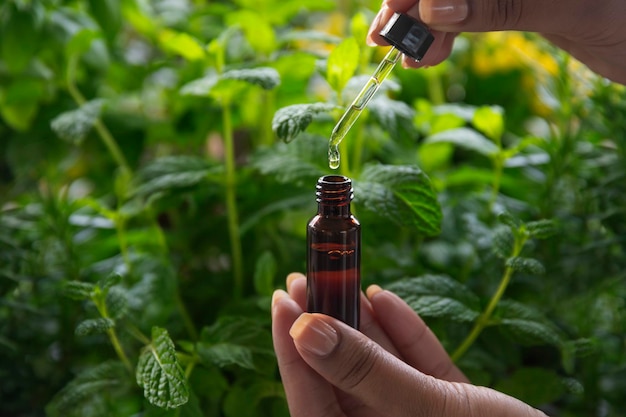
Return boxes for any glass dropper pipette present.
[328,47,402,169]
[328,13,434,169]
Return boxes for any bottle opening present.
[316,175,353,204]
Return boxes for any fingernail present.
[286,272,304,292]
[290,314,339,357]
[271,289,287,314]
[366,284,383,300]
[420,0,468,25]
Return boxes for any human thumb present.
[290,313,546,417]
[417,0,579,34]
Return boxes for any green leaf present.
[64,281,95,300]
[494,368,565,406]
[494,300,563,347]
[75,318,115,336]
[561,338,598,374]
[106,287,128,319]
[525,219,558,239]
[473,105,504,141]
[492,226,514,259]
[223,380,285,417]
[47,361,130,417]
[0,2,44,73]
[158,29,205,61]
[272,103,337,143]
[179,73,220,97]
[424,127,499,157]
[497,211,522,229]
[197,316,274,371]
[132,156,221,199]
[326,37,359,94]
[221,67,281,90]
[355,164,442,236]
[66,29,101,57]
[87,0,122,42]
[387,275,481,322]
[254,251,277,297]
[350,12,370,47]
[51,99,104,145]
[197,343,255,370]
[369,96,415,137]
[137,327,189,409]
[99,272,122,290]
[0,78,45,131]
[506,256,545,275]
[227,10,277,54]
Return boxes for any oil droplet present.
[329,145,340,170]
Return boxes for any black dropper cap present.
[379,13,434,61]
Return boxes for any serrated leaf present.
[525,219,558,239]
[254,251,277,297]
[179,74,220,97]
[473,105,504,141]
[197,316,273,371]
[492,226,514,259]
[51,99,104,145]
[64,281,95,300]
[561,338,598,374]
[272,103,337,143]
[387,275,481,322]
[424,127,499,157]
[221,67,280,90]
[47,361,129,417]
[494,300,563,347]
[99,272,122,290]
[497,211,521,229]
[494,368,565,406]
[106,287,128,319]
[197,343,255,370]
[326,37,359,93]
[506,256,545,275]
[369,96,415,137]
[355,164,442,236]
[251,135,327,185]
[137,327,189,409]
[132,156,221,199]
[75,318,115,336]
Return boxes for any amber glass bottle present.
[307,175,361,329]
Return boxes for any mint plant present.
[1,0,625,416]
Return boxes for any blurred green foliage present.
[1,0,625,416]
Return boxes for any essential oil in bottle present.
[306,175,361,329]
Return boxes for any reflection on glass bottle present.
[307,175,361,329]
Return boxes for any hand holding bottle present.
[366,0,626,85]
[272,273,547,417]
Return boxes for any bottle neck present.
[316,175,353,217]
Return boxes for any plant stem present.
[451,235,526,362]
[489,155,504,211]
[94,295,133,373]
[175,289,198,341]
[223,102,244,299]
[66,56,131,177]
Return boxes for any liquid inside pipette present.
[328,47,402,169]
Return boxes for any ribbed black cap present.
[379,13,434,61]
